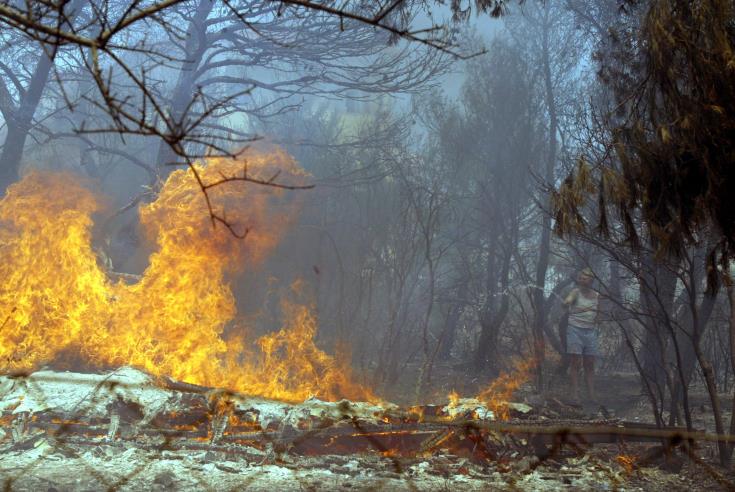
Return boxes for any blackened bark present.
[0,51,54,193]
[668,286,717,428]
[638,253,677,412]
[726,282,735,462]
[0,0,84,193]
[474,236,512,372]
[155,0,215,175]
[530,2,558,391]
[438,281,468,360]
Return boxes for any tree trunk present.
[474,238,512,372]
[155,0,215,175]
[530,2,558,391]
[637,253,677,413]
[726,281,735,464]
[668,290,716,428]
[695,344,728,465]
[0,51,55,192]
[438,281,468,360]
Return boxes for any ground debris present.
[0,368,731,490]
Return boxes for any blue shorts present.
[567,325,599,356]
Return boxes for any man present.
[563,268,600,402]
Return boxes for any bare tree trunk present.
[695,342,728,465]
[0,0,84,193]
[0,51,54,192]
[415,252,436,402]
[374,264,415,390]
[668,290,716,428]
[665,248,709,428]
[679,251,728,464]
[530,2,558,391]
[638,253,677,414]
[474,240,512,372]
[437,280,467,360]
[155,0,215,174]
[726,281,735,464]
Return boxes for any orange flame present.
[0,148,371,402]
[447,390,460,408]
[476,357,535,421]
[615,454,637,474]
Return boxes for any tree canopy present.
[554,0,735,288]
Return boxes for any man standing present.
[563,268,600,403]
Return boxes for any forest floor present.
[383,360,732,431]
[371,361,735,490]
[2,366,735,491]
[1,441,732,491]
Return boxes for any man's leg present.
[567,327,584,401]
[569,354,582,401]
[583,355,595,401]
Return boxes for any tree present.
[552,0,735,465]
[0,0,468,229]
[422,39,541,374]
[0,0,524,179]
[555,0,735,288]
[505,0,587,388]
[0,0,85,190]
[151,0,448,175]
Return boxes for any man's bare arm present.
[563,288,579,309]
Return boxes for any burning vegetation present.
[0,149,731,490]
[477,358,536,421]
[0,148,368,402]
[1,0,734,489]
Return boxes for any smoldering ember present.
[0,2,734,491]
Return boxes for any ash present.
[0,368,721,491]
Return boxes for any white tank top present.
[569,291,598,329]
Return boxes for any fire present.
[244,296,369,401]
[381,448,399,458]
[447,390,460,408]
[0,148,371,402]
[476,357,535,421]
[615,454,637,474]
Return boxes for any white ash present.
[0,367,177,422]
